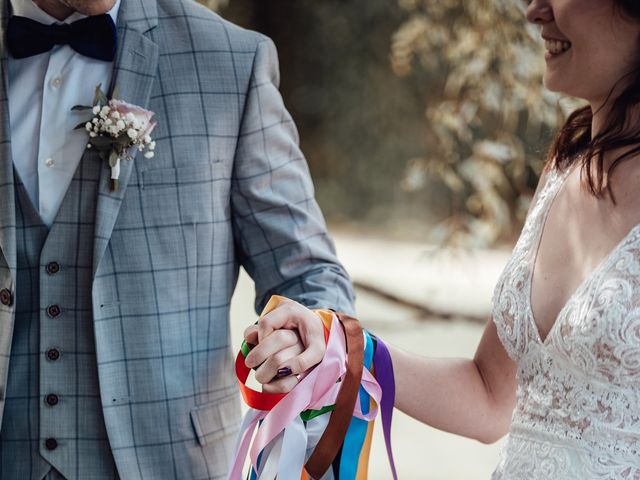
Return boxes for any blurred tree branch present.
[391,0,581,246]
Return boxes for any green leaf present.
[74,121,91,131]
[116,135,134,148]
[89,136,114,148]
[71,105,93,111]
[108,151,119,168]
[93,83,108,106]
[92,84,102,106]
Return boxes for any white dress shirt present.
[7,0,121,227]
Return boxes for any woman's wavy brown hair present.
[548,0,640,198]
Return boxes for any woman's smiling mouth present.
[544,37,572,59]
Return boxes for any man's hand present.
[243,298,326,394]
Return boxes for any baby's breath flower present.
[78,86,157,192]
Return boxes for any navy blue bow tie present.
[6,13,118,61]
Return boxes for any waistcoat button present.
[46,262,60,275]
[45,394,59,406]
[0,289,12,306]
[46,348,60,361]
[46,305,61,318]
[45,438,58,450]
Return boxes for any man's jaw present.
[51,0,117,16]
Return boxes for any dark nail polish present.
[275,367,292,379]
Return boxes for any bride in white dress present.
[389,0,640,477]
[243,0,640,478]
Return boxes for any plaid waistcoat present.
[0,158,119,479]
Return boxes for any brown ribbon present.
[304,313,364,479]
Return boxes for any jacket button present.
[46,305,61,318]
[45,438,58,450]
[46,262,60,275]
[0,289,12,307]
[46,348,60,361]
[45,394,59,406]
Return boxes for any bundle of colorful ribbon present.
[229,296,397,480]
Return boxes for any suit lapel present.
[92,0,158,276]
[0,0,16,281]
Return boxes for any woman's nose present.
[526,0,554,24]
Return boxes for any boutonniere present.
[74,84,157,191]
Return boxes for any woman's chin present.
[542,74,572,96]
[542,76,560,92]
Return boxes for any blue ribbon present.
[338,330,374,479]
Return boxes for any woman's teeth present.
[545,39,571,55]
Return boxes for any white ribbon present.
[110,157,121,180]
[277,415,308,480]
[306,415,335,480]
[256,430,283,480]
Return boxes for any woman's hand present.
[243,298,327,394]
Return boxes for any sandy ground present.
[229,232,511,479]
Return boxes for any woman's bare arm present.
[390,319,517,444]
[245,305,518,443]
[388,171,551,443]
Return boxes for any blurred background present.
[196,1,578,478]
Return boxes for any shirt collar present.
[10,0,121,25]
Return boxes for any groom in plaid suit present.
[0,0,355,478]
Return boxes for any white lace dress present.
[491,167,640,479]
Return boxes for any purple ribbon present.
[372,335,398,480]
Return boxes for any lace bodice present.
[491,167,640,479]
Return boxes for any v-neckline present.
[526,167,640,346]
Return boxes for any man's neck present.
[33,0,74,20]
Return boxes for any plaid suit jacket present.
[0,0,355,477]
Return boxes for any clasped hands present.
[243,297,327,394]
